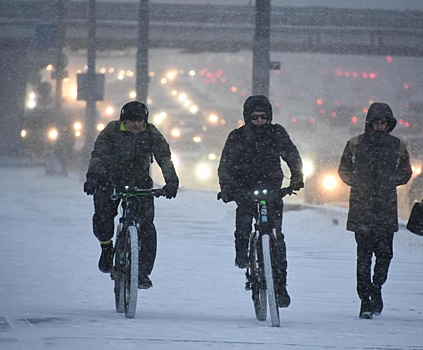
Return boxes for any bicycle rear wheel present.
[262,234,280,327]
[124,225,139,318]
[249,236,267,321]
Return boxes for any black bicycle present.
[219,186,294,327]
[109,186,164,318]
[247,187,295,327]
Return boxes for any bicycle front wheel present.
[124,225,139,318]
[262,235,280,327]
[114,225,125,313]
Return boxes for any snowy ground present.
[0,166,422,350]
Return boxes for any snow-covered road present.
[0,166,422,349]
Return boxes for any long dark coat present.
[338,102,412,235]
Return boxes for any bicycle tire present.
[113,225,124,313]
[262,235,280,327]
[124,225,139,318]
[249,237,267,321]
[114,261,125,313]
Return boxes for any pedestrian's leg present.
[372,233,394,287]
[355,232,373,318]
[371,233,394,314]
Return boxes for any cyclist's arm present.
[274,124,303,179]
[150,125,179,188]
[86,121,117,181]
[218,129,241,191]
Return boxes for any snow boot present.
[138,275,153,289]
[98,240,113,273]
[371,284,383,315]
[277,286,291,308]
[359,298,373,319]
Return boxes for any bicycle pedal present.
[245,281,252,291]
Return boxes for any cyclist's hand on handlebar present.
[217,187,233,203]
[289,176,304,191]
[83,179,98,196]
[162,183,177,199]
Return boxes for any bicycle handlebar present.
[110,186,165,201]
[217,186,296,203]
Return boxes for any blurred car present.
[303,155,349,205]
[407,162,423,211]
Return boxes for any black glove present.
[163,183,177,199]
[217,187,233,203]
[83,179,98,195]
[289,176,304,191]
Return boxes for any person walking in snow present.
[338,102,412,319]
[83,101,179,289]
[217,95,304,308]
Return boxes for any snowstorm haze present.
[2,2,423,348]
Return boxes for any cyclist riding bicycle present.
[83,101,179,289]
[218,95,304,307]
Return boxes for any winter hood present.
[365,102,396,133]
[243,95,273,124]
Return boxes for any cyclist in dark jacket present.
[83,101,179,289]
[218,95,304,308]
[338,102,412,319]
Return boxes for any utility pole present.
[81,0,98,169]
[55,0,66,120]
[252,0,271,96]
[137,0,150,103]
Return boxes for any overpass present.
[2,2,423,56]
[1,1,423,156]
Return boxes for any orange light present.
[316,99,323,105]
[352,116,358,124]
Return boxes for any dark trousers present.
[235,198,288,285]
[93,188,157,276]
[354,231,394,300]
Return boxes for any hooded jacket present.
[338,102,412,234]
[86,120,179,189]
[218,95,303,194]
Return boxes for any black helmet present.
[120,101,149,122]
